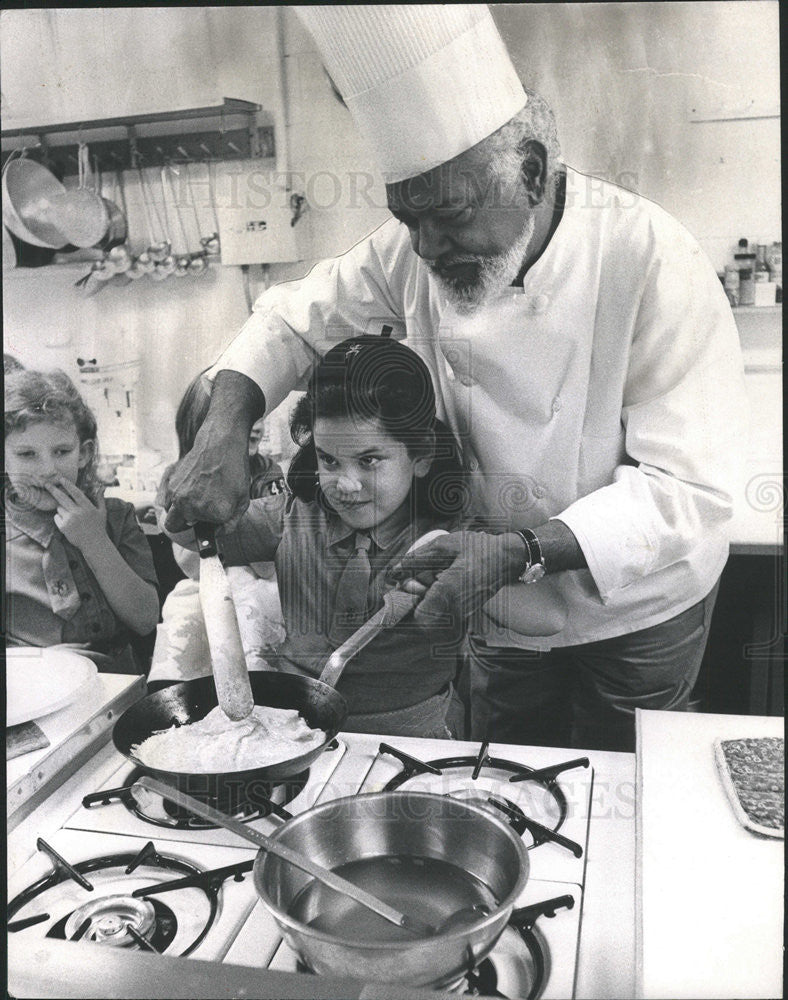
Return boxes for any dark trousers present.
[467,582,720,753]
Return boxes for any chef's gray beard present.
[431,214,537,315]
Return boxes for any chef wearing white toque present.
[297,5,527,182]
[165,5,748,753]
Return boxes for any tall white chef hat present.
[294,5,527,182]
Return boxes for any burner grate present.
[5,840,251,957]
[82,769,308,829]
[378,742,587,856]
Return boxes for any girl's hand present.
[47,477,108,551]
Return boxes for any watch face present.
[522,564,546,584]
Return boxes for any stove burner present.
[50,896,175,952]
[378,742,585,856]
[7,842,235,956]
[82,768,308,829]
[292,895,573,1000]
[64,894,155,944]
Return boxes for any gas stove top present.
[62,739,348,846]
[358,740,593,885]
[7,734,596,999]
[7,829,259,962]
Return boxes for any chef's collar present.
[326,499,413,553]
[512,167,567,287]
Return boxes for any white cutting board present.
[7,672,145,827]
[636,709,784,1000]
[6,646,98,726]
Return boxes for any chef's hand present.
[163,371,265,531]
[163,425,251,531]
[388,530,527,630]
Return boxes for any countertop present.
[636,709,784,999]
[731,308,783,554]
[7,671,145,832]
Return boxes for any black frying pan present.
[112,672,348,799]
[113,531,443,800]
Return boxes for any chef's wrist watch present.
[514,528,546,584]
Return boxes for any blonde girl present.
[4,368,159,659]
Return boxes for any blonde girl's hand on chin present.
[46,477,109,553]
[46,474,159,636]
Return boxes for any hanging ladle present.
[136,164,171,267]
[161,165,191,277]
[133,776,437,937]
[198,156,221,255]
[181,161,208,275]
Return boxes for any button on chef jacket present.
[208,166,749,649]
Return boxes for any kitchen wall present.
[2,7,294,470]
[2,3,781,474]
[492,1,781,268]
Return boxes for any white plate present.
[6,647,98,727]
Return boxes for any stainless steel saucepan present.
[253,790,530,988]
[132,778,530,989]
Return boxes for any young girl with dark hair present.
[4,368,159,659]
[168,335,470,737]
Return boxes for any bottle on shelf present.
[723,264,740,307]
[765,241,782,303]
[754,245,770,282]
[734,238,756,306]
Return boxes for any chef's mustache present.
[426,254,485,272]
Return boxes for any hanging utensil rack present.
[0,98,275,177]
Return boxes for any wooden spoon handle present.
[194,523,254,722]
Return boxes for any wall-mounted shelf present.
[688,105,780,124]
[0,98,275,176]
[731,305,782,315]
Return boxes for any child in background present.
[4,369,159,663]
[148,374,286,687]
[248,417,285,499]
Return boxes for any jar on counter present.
[723,265,740,307]
[738,267,755,306]
[754,245,770,282]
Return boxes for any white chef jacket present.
[209,166,749,648]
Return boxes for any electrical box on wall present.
[214,166,305,265]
